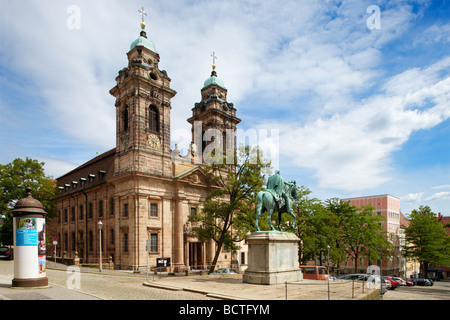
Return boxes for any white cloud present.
[426,192,450,202]
[0,0,449,206]
[269,58,450,192]
[401,192,424,203]
[432,185,450,190]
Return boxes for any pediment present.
[175,165,223,188]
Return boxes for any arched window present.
[149,105,159,132]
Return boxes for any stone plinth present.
[243,232,303,285]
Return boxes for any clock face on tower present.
[148,134,160,148]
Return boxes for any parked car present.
[415,278,433,286]
[383,276,399,290]
[364,274,391,292]
[405,279,415,286]
[392,277,407,286]
[211,268,237,274]
[336,273,367,281]
[0,247,12,260]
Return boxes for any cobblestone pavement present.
[0,261,215,300]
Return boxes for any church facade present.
[47,16,241,271]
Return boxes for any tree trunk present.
[208,240,223,274]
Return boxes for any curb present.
[142,281,246,300]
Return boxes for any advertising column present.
[12,187,48,288]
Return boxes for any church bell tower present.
[187,53,241,163]
[110,8,176,176]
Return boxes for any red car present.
[383,276,399,290]
[405,279,415,286]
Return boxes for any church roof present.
[130,34,157,53]
[55,148,116,197]
[203,74,226,90]
[202,68,227,90]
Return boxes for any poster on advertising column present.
[15,217,38,246]
[37,218,46,277]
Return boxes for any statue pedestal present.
[243,232,303,285]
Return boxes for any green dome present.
[129,36,157,53]
[203,75,226,90]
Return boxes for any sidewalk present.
[143,273,380,300]
[0,261,104,300]
[0,261,380,300]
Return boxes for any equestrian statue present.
[255,171,298,232]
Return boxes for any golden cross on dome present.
[211,52,217,69]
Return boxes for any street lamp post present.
[327,245,330,300]
[98,221,103,272]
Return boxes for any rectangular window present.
[123,233,128,252]
[89,202,93,219]
[110,198,114,216]
[89,231,93,251]
[98,200,103,217]
[79,204,83,220]
[123,203,128,217]
[71,232,76,251]
[190,207,197,216]
[71,207,75,221]
[149,203,158,217]
[150,233,158,253]
[241,252,245,265]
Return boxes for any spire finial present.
[211,52,217,70]
[139,7,147,30]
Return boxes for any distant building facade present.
[47,18,241,271]
[340,194,406,276]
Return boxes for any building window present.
[149,105,159,132]
[123,203,129,217]
[123,105,129,132]
[71,207,75,221]
[149,203,158,217]
[79,204,84,220]
[190,207,197,216]
[110,198,114,216]
[64,232,68,250]
[98,200,103,217]
[150,233,158,253]
[89,231,93,252]
[89,202,93,219]
[71,232,76,251]
[110,228,115,245]
[64,208,68,223]
[241,252,246,265]
[123,233,128,252]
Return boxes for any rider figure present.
[267,171,294,209]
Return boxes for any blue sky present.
[0,0,449,216]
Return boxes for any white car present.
[392,277,407,286]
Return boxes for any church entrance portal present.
[189,242,203,269]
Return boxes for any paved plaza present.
[0,260,379,301]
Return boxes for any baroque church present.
[48,12,241,271]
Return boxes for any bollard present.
[11,186,48,287]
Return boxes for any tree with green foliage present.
[292,188,340,266]
[326,198,390,274]
[0,158,57,245]
[404,205,450,278]
[188,146,271,274]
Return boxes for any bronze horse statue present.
[255,182,298,232]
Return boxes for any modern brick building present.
[340,194,406,276]
[47,15,240,271]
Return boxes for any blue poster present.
[16,217,38,246]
